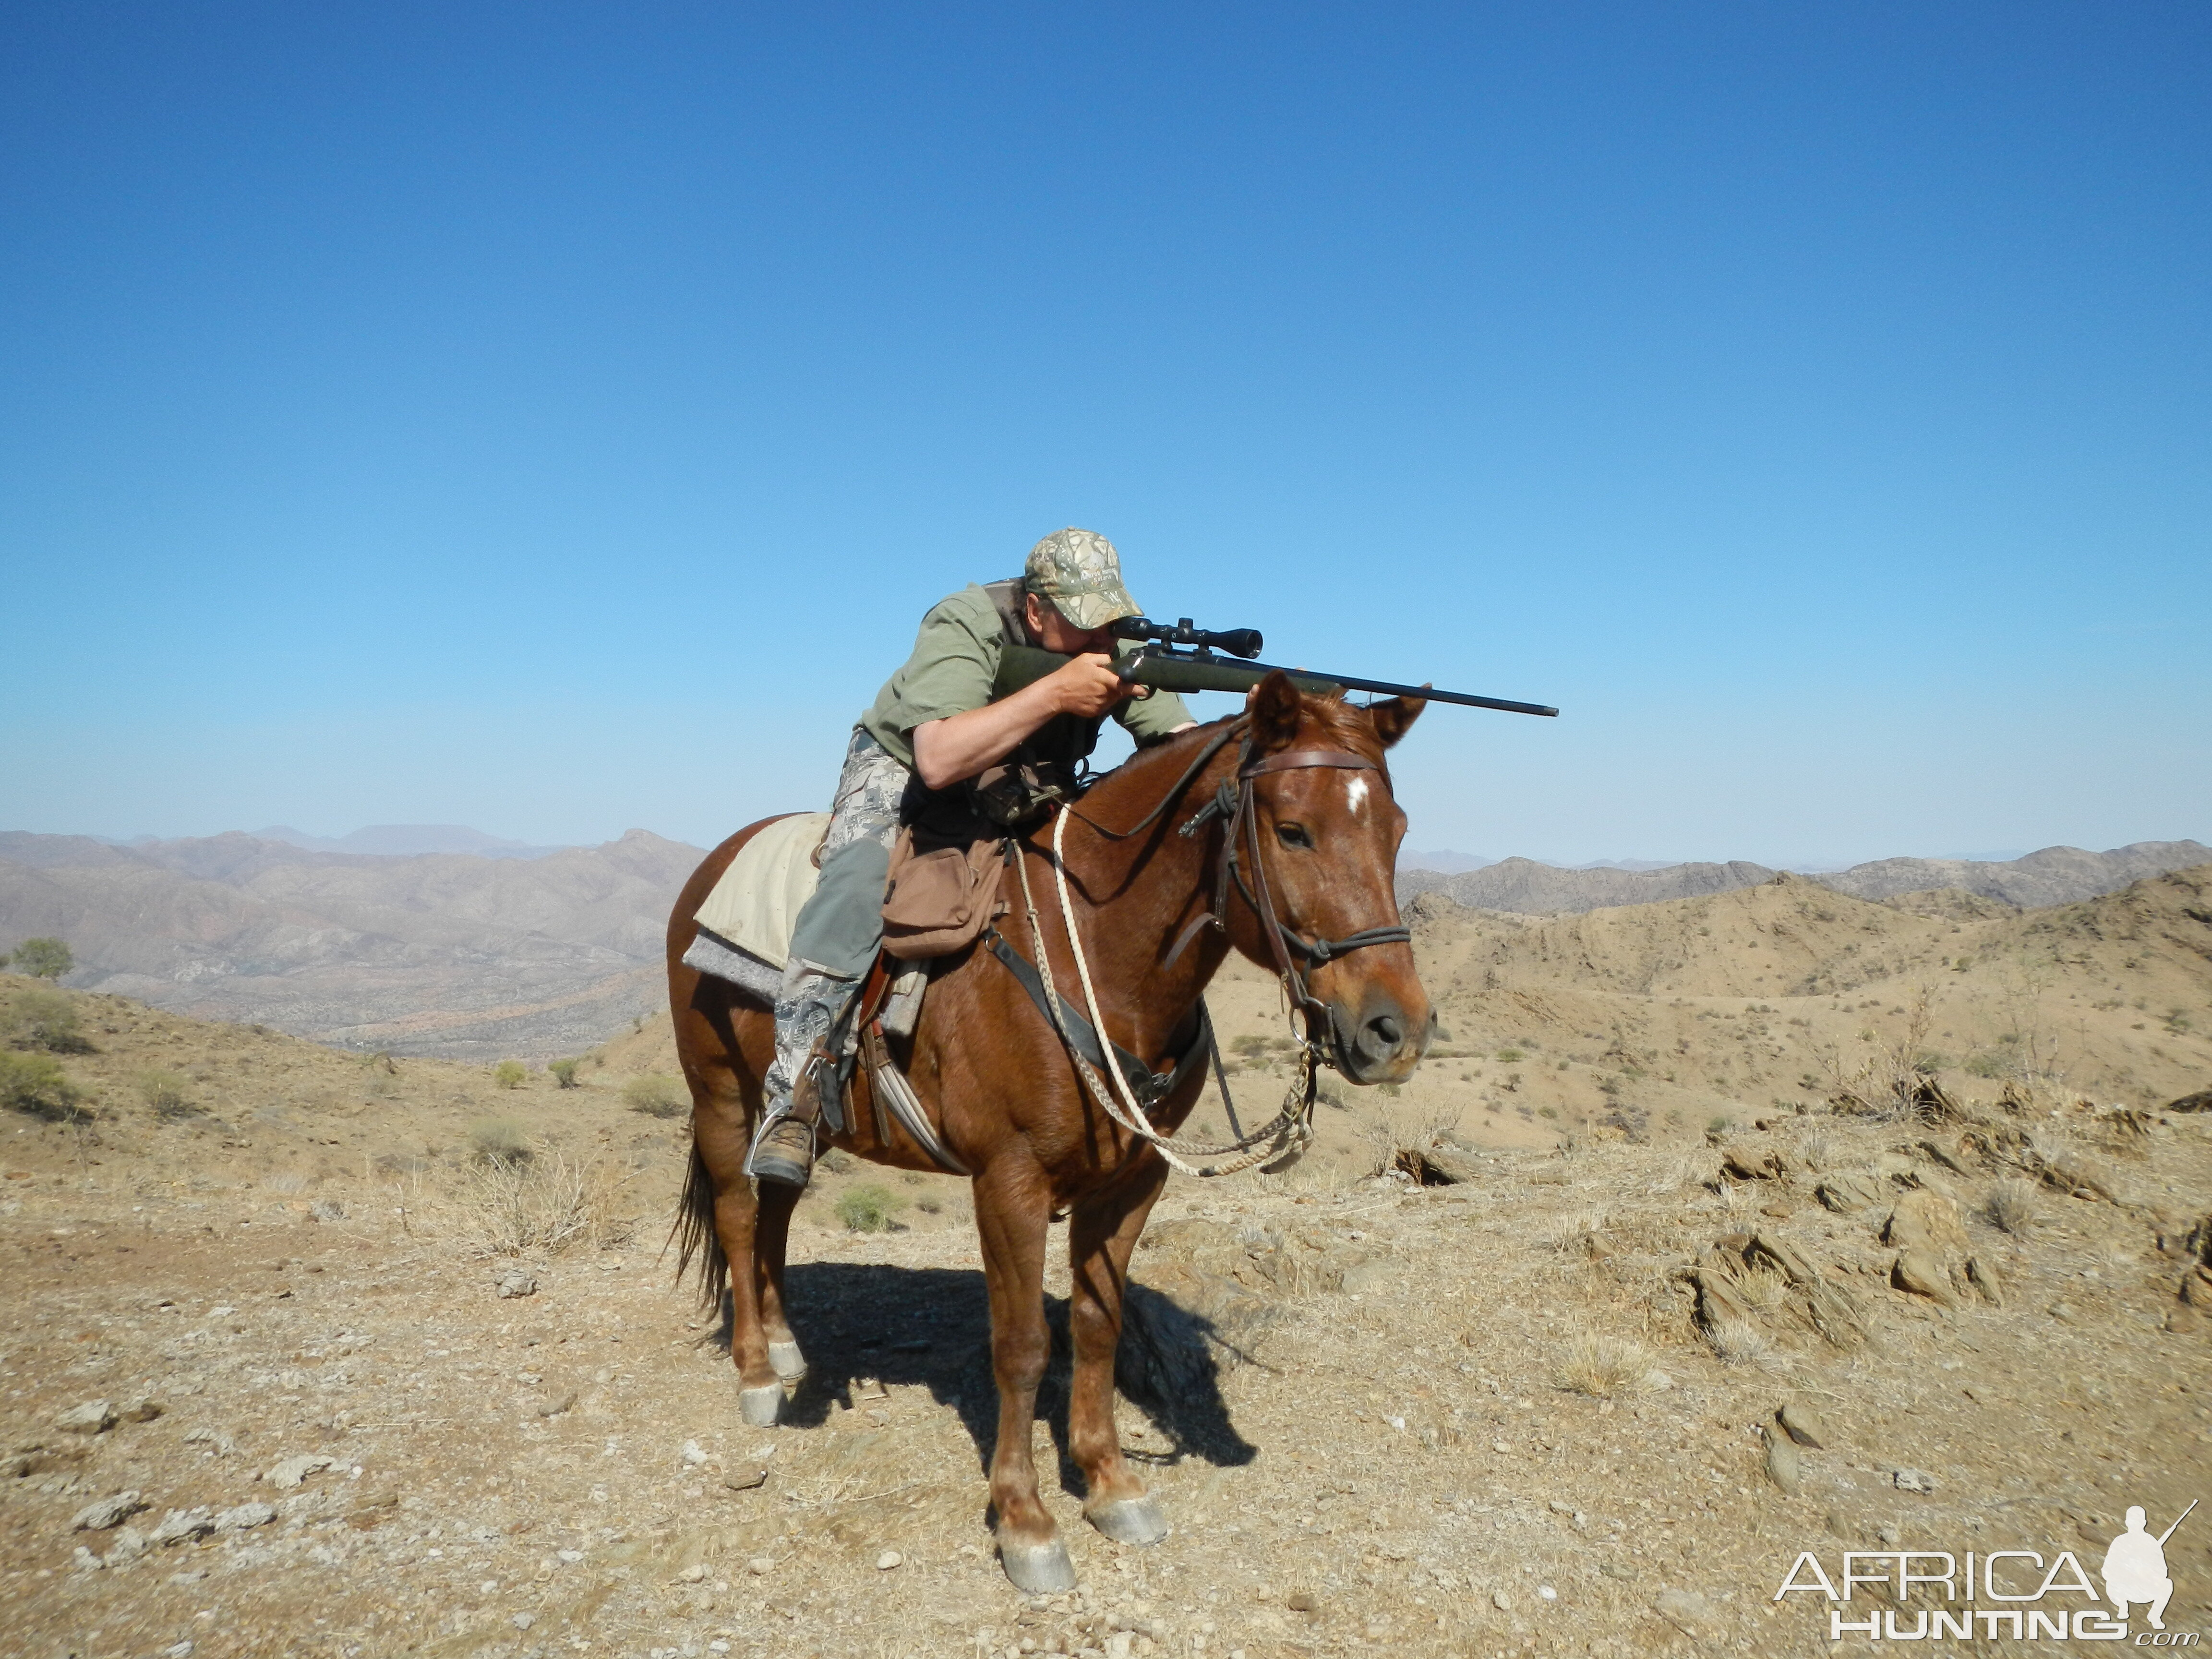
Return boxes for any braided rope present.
[1011,814,1311,1179]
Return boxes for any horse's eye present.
[1276,822,1313,849]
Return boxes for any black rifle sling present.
[983,932,1211,1108]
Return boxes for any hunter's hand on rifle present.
[1046,650,1139,719]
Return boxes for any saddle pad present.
[693,812,831,970]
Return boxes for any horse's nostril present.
[1366,1013,1403,1050]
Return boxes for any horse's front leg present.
[1068,1154,1172,1546]
[973,1157,1072,1593]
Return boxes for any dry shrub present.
[461,1152,635,1256]
[1984,1177,2040,1235]
[0,1051,85,1120]
[468,1117,533,1164]
[623,1074,687,1119]
[137,1069,196,1119]
[835,1184,904,1233]
[7,987,89,1054]
[1703,1318,1771,1366]
[1557,1333,1653,1399]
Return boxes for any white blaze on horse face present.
[1344,773,1370,818]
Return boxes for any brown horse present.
[665,673,1431,1591]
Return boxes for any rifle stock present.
[993,644,1558,718]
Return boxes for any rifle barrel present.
[2159,1498,2197,1545]
[994,644,1559,719]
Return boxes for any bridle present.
[1003,714,1413,1177]
[1167,738,1412,1033]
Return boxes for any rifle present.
[991,615,1560,719]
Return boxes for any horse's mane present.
[1073,690,1389,831]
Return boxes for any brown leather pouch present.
[881,829,1005,960]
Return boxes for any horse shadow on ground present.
[710,1262,1256,1493]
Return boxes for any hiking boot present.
[749,1115,815,1188]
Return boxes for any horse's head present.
[1233,671,1433,1084]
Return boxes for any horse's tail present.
[670,1137,728,1316]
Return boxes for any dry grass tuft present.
[1703,1318,1771,1366]
[1545,1210,1611,1254]
[1793,1127,1836,1171]
[1557,1333,1654,1398]
[458,1152,635,1256]
[1737,1265,1791,1313]
[1984,1177,2040,1235]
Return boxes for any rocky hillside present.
[0,829,707,1062]
[1,925,2207,1656]
[1395,839,2210,916]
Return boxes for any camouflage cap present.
[1023,528,1142,631]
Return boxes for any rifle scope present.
[1108,615,1265,659]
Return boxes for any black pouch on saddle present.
[970,758,1073,830]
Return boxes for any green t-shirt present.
[860,581,1195,771]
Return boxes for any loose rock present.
[1778,1404,1830,1449]
[104,1525,148,1565]
[876,1550,902,1570]
[148,1508,216,1547]
[1965,1257,2006,1307]
[262,1454,336,1489]
[679,1439,709,1466]
[1816,1171,1884,1214]
[1653,1588,1720,1639]
[495,1270,537,1300]
[746,1555,774,1575]
[214,1502,275,1531]
[1762,1426,1802,1494]
[55,1400,117,1436]
[1893,1468,1937,1494]
[1892,1250,1959,1308]
[72,1491,147,1531]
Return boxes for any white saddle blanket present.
[693,812,830,971]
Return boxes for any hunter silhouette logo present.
[2105,1501,2194,1633]
[1773,1496,2200,1643]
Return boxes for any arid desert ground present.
[4,863,2210,1658]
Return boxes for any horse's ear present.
[1248,670,1303,752]
[1370,693,1426,750]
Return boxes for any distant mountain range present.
[6,823,2204,1061]
[1395,840,2212,915]
[0,827,704,1061]
[249,824,570,859]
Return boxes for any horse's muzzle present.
[1329,997,1431,1084]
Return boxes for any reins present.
[998,715,1412,1178]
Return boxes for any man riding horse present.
[748,528,1197,1189]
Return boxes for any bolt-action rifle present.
[992,615,1560,718]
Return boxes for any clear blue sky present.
[3,3,2206,865]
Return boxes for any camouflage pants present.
[761,729,917,1122]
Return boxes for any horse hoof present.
[998,1538,1077,1594]
[768,1340,807,1381]
[738,1385,782,1428]
[1087,1497,1170,1547]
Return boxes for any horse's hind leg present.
[754,1181,805,1382]
[974,1159,1074,1593]
[1068,1158,1173,1546]
[685,1073,788,1428]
